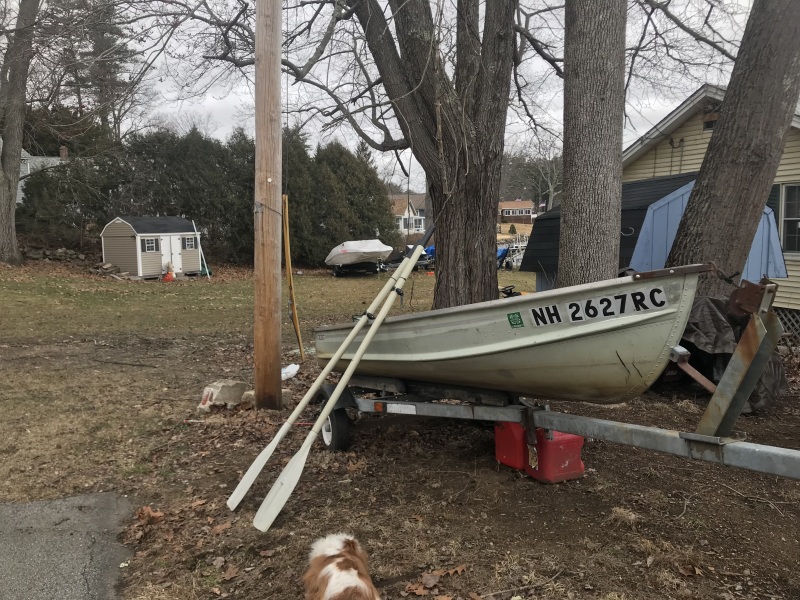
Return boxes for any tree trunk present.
[556,0,626,288]
[351,0,517,309]
[0,0,40,265]
[431,152,504,308]
[667,0,800,297]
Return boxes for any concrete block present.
[197,380,248,412]
[239,388,292,409]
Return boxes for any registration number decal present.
[530,287,668,327]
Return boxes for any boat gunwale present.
[314,263,714,333]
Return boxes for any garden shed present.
[520,173,786,291]
[100,216,203,279]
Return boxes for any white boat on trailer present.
[315,264,711,403]
[325,239,393,276]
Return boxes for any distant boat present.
[315,264,711,403]
[325,240,393,266]
[325,239,393,276]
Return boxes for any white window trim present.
[780,183,800,254]
[144,238,157,252]
[185,237,196,250]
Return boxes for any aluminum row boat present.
[315,264,713,404]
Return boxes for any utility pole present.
[253,0,282,409]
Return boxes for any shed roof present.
[112,216,196,235]
[520,172,698,276]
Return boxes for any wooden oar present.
[226,233,433,511]
[252,248,425,531]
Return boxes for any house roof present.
[498,200,536,211]
[520,172,698,275]
[622,84,800,168]
[390,194,426,216]
[114,216,197,235]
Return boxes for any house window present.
[414,217,424,230]
[783,185,800,252]
[141,238,160,253]
[703,120,715,131]
[182,237,197,250]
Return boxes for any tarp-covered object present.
[681,297,788,411]
[325,240,393,266]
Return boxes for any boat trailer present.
[316,279,800,482]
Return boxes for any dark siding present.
[521,172,699,283]
[766,184,781,225]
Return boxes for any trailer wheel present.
[321,408,351,451]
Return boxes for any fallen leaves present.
[210,520,232,535]
[222,565,239,581]
[136,505,164,525]
[405,582,429,596]
[404,564,469,597]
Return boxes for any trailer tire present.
[321,408,351,451]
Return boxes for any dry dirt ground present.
[1,261,798,600]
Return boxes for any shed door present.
[159,236,183,273]
[160,236,172,273]
[170,236,183,273]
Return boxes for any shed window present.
[141,238,160,253]
[182,237,197,250]
[783,185,800,252]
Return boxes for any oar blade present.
[252,436,315,531]
[226,423,289,511]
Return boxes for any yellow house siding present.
[774,256,800,310]
[774,129,800,183]
[101,221,138,273]
[623,112,712,182]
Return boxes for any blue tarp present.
[630,181,787,279]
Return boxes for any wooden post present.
[253,0,282,409]
[283,195,305,360]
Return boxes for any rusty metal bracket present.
[695,283,782,437]
[728,278,770,317]
[669,346,717,394]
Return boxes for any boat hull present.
[315,267,707,403]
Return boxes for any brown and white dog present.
[303,533,381,600]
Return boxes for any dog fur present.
[303,533,380,600]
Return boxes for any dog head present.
[304,534,380,600]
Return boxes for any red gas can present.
[525,428,585,484]
[494,421,527,470]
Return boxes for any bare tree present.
[0,0,40,264]
[556,0,626,288]
[133,0,745,302]
[667,0,800,296]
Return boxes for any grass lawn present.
[1,260,798,600]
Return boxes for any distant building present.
[497,199,536,224]
[390,193,427,234]
[1,141,66,204]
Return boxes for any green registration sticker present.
[507,312,525,329]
